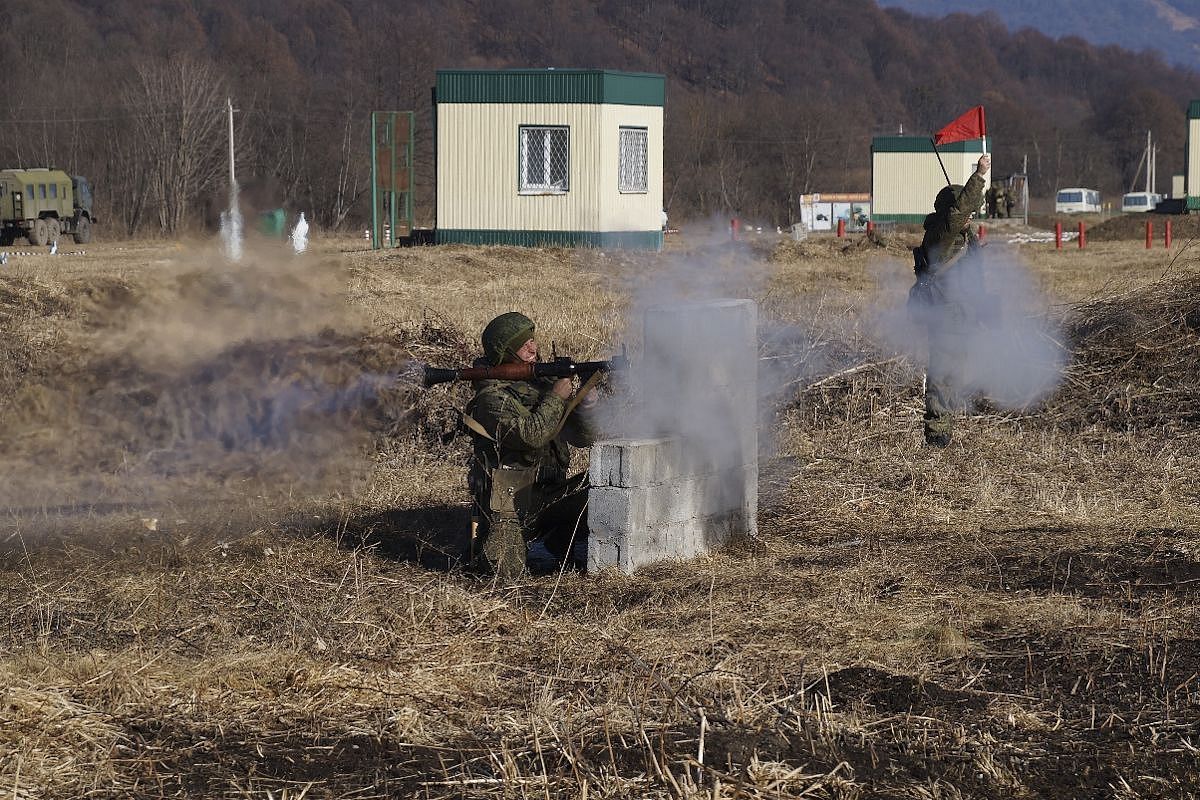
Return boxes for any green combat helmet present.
[934,184,964,213]
[482,312,536,365]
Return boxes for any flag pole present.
[930,137,952,186]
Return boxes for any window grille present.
[618,127,648,193]
[519,126,569,193]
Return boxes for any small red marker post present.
[836,218,846,238]
[866,221,875,234]
[978,224,986,241]
[1078,221,1086,249]
[730,217,740,241]
[1146,220,1153,249]
[1055,222,1063,250]
[1165,219,1173,249]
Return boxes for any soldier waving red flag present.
[933,106,987,146]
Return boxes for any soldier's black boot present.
[924,430,951,448]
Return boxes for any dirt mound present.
[1044,273,1200,431]
[1083,213,1199,242]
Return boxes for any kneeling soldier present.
[465,312,598,580]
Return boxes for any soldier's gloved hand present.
[551,378,573,400]
[976,154,991,175]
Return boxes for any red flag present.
[933,106,986,145]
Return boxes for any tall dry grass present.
[0,231,1198,798]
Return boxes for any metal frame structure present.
[370,111,414,248]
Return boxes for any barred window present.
[519,126,569,193]
[618,127,648,193]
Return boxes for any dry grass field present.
[1,226,1198,799]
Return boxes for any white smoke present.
[869,245,1066,411]
[597,223,768,476]
[220,205,243,262]
[291,212,309,254]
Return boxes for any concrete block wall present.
[588,299,757,573]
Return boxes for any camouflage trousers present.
[471,469,589,580]
[923,308,969,443]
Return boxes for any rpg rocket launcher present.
[422,345,629,388]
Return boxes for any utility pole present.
[1022,153,1029,226]
[227,97,237,207]
[1151,142,1157,195]
[222,97,242,261]
[1145,130,1152,194]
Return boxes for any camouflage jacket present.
[465,362,597,494]
[920,172,985,271]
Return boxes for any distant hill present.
[878,0,1200,68]
[0,0,1197,230]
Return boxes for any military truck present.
[0,168,96,246]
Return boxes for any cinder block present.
[585,299,759,574]
[591,437,680,488]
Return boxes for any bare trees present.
[121,57,228,235]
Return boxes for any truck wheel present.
[28,218,48,247]
[45,219,61,246]
[74,216,92,244]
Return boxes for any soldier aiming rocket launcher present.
[422,346,629,387]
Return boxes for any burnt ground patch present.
[968,631,1200,723]
[945,526,1200,600]
[820,666,988,716]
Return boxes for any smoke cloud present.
[869,245,1067,411]
[0,240,414,512]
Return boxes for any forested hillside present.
[2,0,1197,232]
[880,0,1200,70]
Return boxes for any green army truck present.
[0,168,96,247]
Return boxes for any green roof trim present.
[436,228,663,250]
[1189,100,1200,119]
[436,69,665,106]
[1188,196,1200,210]
[872,136,990,154]
[870,213,929,224]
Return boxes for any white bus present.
[1120,191,1162,213]
[1055,188,1101,214]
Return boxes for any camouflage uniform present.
[910,172,985,447]
[465,313,597,579]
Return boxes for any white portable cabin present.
[434,69,665,249]
[1055,188,1101,214]
[870,136,990,223]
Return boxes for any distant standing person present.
[908,153,990,447]
[985,184,999,219]
[1003,186,1015,219]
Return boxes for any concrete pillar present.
[588,299,757,574]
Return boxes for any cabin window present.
[39,184,46,199]
[49,184,57,199]
[618,127,648,193]
[519,126,569,194]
